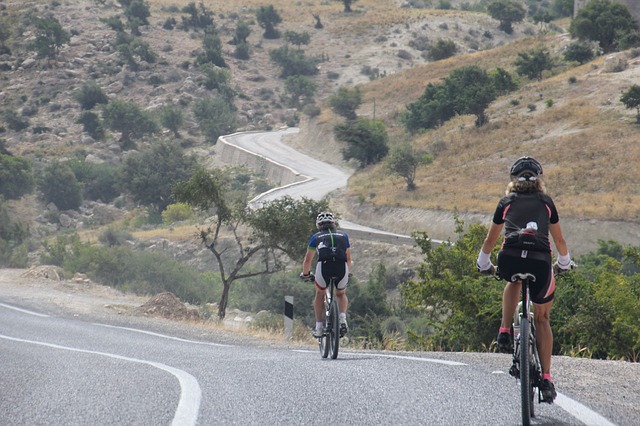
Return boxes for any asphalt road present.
[0,300,622,426]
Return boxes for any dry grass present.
[348,35,640,221]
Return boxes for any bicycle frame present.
[509,273,543,426]
[318,277,340,359]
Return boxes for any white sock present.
[316,321,324,330]
[339,313,346,321]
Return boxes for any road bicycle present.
[300,273,343,359]
[507,272,543,426]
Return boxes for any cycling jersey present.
[493,192,559,304]
[308,229,350,290]
[493,192,559,252]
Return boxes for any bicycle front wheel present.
[520,317,532,426]
[329,298,340,359]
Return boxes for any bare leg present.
[336,289,348,315]
[534,300,554,375]
[501,281,521,329]
[314,287,325,322]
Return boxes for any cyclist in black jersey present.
[476,156,572,403]
[300,212,352,338]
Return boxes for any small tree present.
[196,33,227,68]
[77,111,106,140]
[256,5,282,39]
[620,85,640,123]
[173,168,329,319]
[0,19,12,55]
[284,30,311,50]
[38,162,82,211]
[328,86,362,121]
[487,0,526,34]
[569,0,639,53]
[75,81,109,110]
[232,20,251,45]
[426,39,457,61]
[269,45,320,78]
[121,141,197,214]
[386,144,433,191]
[124,0,151,26]
[337,0,358,13]
[0,146,34,200]
[563,41,594,64]
[160,105,184,138]
[284,75,317,108]
[102,99,159,150]
[335,118,389,167]
[514,48,553,81]
[31,17,70,59]
[192,96,237,143]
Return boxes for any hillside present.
[1,0,640,260]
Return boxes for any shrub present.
[74,80,109,110]
[426,39,457,61]
[38,162,82,211]
[77,111,105,140]
[162,203,195,224]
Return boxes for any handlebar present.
[299,272,315,282]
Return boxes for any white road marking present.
[0,334,201,426]
[94,323,234,347]
[555,392,617,426]
[291,349,467,365]
[0,302,50,317]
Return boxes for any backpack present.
[316,230,348,262]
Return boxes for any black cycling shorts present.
[315,260,348,290]
[497,248,555,304]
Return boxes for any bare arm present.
[549,222,568,257]
[481,222,504,255]
[346,248,352,271]
[302,248,315,275]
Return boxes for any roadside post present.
[284,295,293,340]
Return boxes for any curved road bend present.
[219,128,436,246]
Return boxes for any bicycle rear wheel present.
[319,296,330,358]
[329,298,340,359]
[520,317,532,426]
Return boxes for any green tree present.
[620,85,640,123]
[68,159,122,203]
[569,0,640,53]
[121,141,197,214]
[0,19,12,55]
[77,111,105,140]
[514,48,553,81]
[386,144,433,191]
[124,0,151,26]
[181,2,215,31]
[31,17,70,59]
[232,20,251,44]
[335,117,389,167]
[0,197,30,268]
[75,81,109,110]
[337,0,358,12]
[487,0,526,34]
[102,99,159,150]
[196,33,227,68]
[0,146,34,200]
[328,86,362,120]
[38,162,82,211]
[174,167,329,319]
[402,83,455,132]
[256,5,282,39]
[563,41,595,64]
[489,67,519,95]
[284,75,317,108]
[199,64,235,105]
[446,66,497,126]
[284,30,311,50]
[117,38,157,70]
[426,39,457,61]
[269,45,320,78]
[192,96,237,143]
[160,105,184,138]
[401,220,503,351]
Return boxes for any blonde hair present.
[505,178,546,195]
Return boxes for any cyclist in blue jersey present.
[477,156,572,403]
[300,212,352,338]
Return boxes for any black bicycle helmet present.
[510,156,543,180]
[315,211,335,228]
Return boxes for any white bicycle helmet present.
[316,211,335,228]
